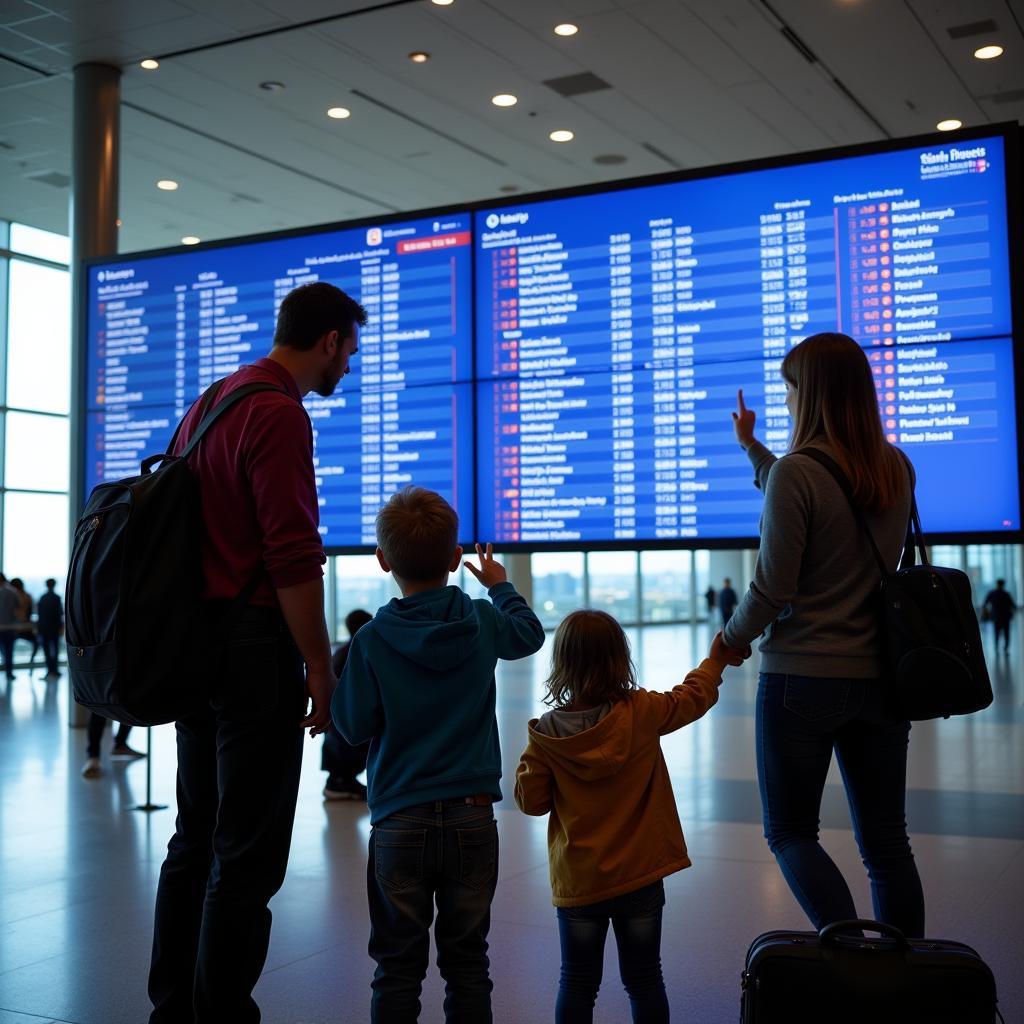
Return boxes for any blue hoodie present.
[331,581,544,823]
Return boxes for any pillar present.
[68,62,120,726]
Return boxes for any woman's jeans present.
[555,880,669,1024]
[756,673,925,936]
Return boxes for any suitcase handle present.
[819,919,909,948]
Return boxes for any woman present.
[723,332,924,936]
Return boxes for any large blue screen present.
[475,134,1018,541]
[86,212,475,547]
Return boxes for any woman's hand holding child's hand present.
[464,542,508,589]
[710,631,750,668]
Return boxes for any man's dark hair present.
[45,578,56,589]
[273,282,367,351]
[997,579,1006,588]
[345,608,373,637]
[376,487,459,582]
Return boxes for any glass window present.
[531,552,584,628]
[2,491,69,597]
[6,259,71,414]
[641,549,692,622]
[335,554,400,641]
[3,411,69,491]
[9,223,70,264]
[587,551,639,624]
[694,550,710,619]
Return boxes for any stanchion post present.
[131,725,167,813]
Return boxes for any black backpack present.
[794,447,992,721]
[65,380,278,726]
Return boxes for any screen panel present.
[475,132,1019,544]
[85,211,475,547]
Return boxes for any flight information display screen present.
[85,212,475,547]
[476,133,1018,542]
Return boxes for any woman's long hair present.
[783,333,905,513]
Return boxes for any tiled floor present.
[1,623,1022,1023]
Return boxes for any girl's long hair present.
[544,610,637,709]
[783,332,905,513]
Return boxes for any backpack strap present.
[141,381,283,475]
[162,378,226,458]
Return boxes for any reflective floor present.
[1,623,1022,1023]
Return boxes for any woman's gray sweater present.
[722,440,913,678]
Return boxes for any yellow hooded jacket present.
[514,659,722,907]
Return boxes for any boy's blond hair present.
[376,486,459,582]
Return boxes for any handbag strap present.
[791,446,925,577]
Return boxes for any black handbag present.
[793,447,992,721]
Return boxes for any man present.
[719,577,738,628]
[36,578,63,679]
[148,281,365,1024]
[322,608,372,801]
[983,578,1016,654]
[0,573,19,679]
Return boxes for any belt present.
[443,794,494,807]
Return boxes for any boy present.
[332,486,544,1023]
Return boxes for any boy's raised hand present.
[710,630,750,668]
[464,542,508,589]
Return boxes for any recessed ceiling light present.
[936,118,962,131]
[409,51,430,63]
[554,23,578,37]
[156,179,179,190]
[181,236,200,245]
[549,129,574,143]
[431,0,454,5]
[327,106,351,119]
[492,94,518,107]
[140,58,159,70]
[260,80,285,91]
[973,44,1003,60]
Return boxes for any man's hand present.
[732,388,757,450]
[710,630,751,668]
[301,665,336,738]
[464,542,508,589]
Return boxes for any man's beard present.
[315,354,345,397]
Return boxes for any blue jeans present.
[756,673,925,936]
[368,800,498,1023]
[555,880,669,1024]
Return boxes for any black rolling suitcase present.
[741,920,1001,1023]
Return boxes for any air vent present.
[642,142,682,168]
[594,153,627,166]
[544,72,611,97]
[26,170,70,188]
[947,19,998,39]
[780,25,817,64]
[990,88,1024,105]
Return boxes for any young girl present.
[515,610,746,1022]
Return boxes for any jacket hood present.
[373,585,480,670]
[527,699,635,781]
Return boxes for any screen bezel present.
[77,122,1023,553]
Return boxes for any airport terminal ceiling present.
[0,0,1022,252]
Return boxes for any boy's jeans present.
[368,799,498,1023]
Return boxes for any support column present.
[69,63,120,727]
[504,554,533,607]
